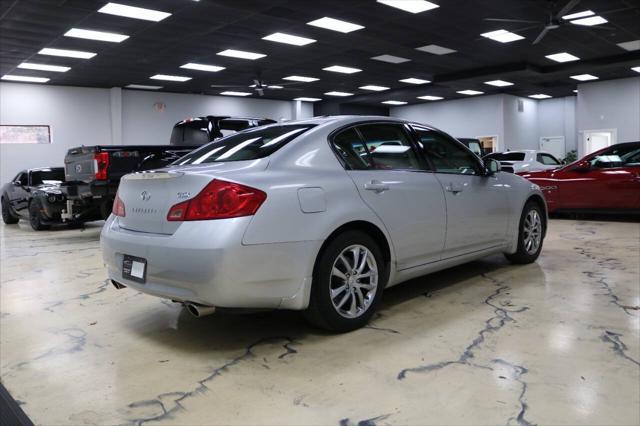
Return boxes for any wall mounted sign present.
[0,125,51,144]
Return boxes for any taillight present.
[112,192,126,217]
[94,152,109,180]
[167,179,266,221]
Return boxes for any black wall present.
[313,101,389,117]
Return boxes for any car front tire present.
[305,230,386,332]
[505,200,544,264]
[29,200,50,231]
[1,197,19,224]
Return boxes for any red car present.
[519,141,640,214]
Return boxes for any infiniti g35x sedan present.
[101,116,547,332]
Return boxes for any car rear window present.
[174,124,315,165]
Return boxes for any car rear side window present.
[174,124,314,165]
[357,124,421,170]
[331,128,372,170]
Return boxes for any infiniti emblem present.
[140,191,151,201]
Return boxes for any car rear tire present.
[29,200,50,231]
[305,230,386,332]
[505,201,544,264]
[1,197,19,224]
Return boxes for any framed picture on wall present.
[0,125,51,144]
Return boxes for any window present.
[30,168,65,185]
[590,144,640,168]
[174,124,314,165]
[537,153,561,165]
[17,173,28,186]
[0,125,51,144]
[414,128,481,175]
[331,128,371,170]
[357,124,420,170]
[489,152,526,161]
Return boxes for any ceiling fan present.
[209,72,304,96]
[484,0,614,44]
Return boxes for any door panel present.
[560,168,640,209]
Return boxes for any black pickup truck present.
[62,116,275,221]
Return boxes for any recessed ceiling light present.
[18,62,70,72]
[376,0,439,14]
[371,54,410,64]
[631,67,640,73]
[98,3,171,22]
[262,32,316,46]
[573,90,578,93]
[325,91,353,97]
[359,85,390,91]
[38,48,96,59]
[307,17,364,33]
[570,16,607,26]
[562,10,594,20]
[323,65,362,74]
[617,40,640,51]
[529,94,552,99]
[417,95,443,101]
[217,49,266,60]
[283,75,319,82]
[126,84,162,90]
[180,63,225,72]
[484,80,513,87]
[399,77,430,84]
[480,29,524,43]
[457,90,484,95]
[220,91,251,96]
[571,74,598,81]
[546,52,580,63]
[416,44,456,55]
[65,28,129,43]
[150,74,191,82]
[1,75,50,83]
[382,100,407,105]
[294,97,322,102]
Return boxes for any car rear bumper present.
[100,215,321,310]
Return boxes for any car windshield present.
[173,124,315,165]
[488,152,526,161]
[589,143,640,167]
[31,168,65,185]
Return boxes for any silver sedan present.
[101,116,546,332]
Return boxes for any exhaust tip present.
[185,302,216,318]
[111,280,126,290]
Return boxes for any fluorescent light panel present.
[529,94,552,99]
[126,84,162,90]
[65,28,129,43]
[359,85,389,91]
[371,54,410,64]
[400,77,430,84]
[1,75,49,83]
[323,65,362,74]
[617,40,640,51]
[294,97,322,102]
[631,67,640,73]
[325,91,353,97]
[262,32,316,46]
[481,29,524,43]
[484,80,513,87]
[18,62,70,72]
[562,10,594,20]
[570,16,607,26]
[98,3,171,22]
[220,91,251,96]
[416,44,456,55]
[150,74,191,82]
[180,63,225,72]
[376,0,439,14]
[546,52,580,62]
[382,100,407,105]
[217,49,266,60]
[417,95,443,101]
[307,17,364,33]
[283,75,319,82]
[571,74,598,81]
[457,90,484,95]
[38,48,96,59]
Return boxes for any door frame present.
[581,128,617,157]
[475,135,500,153]
[539,136,566,161]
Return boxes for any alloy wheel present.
[523,209,542,254]
[329,244,378,319]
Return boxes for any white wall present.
[576,77,640,156]
[0,82,313,183]
[503,95,538,151]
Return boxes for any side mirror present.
[484,158,501,176]
[573,160,590,172]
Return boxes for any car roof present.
[27,167,64,172]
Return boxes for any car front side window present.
[413,128,481,175]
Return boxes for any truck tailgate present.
[64,147,97,183]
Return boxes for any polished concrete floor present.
[1,218,639,425]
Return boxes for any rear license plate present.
[123,255,147,284]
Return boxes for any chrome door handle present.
[364,180,390,193]
[445,183,463,194]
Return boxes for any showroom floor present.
[0,219,638,425]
